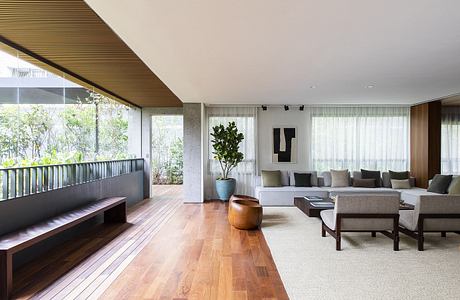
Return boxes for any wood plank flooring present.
[12,186,288,299]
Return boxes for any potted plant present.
[211,121,244,201]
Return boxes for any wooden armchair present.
[321,194,400,251]
[399,195,460,251]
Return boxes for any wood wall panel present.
[0,0,182,108]
[410,101,441,188]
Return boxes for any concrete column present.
[128,107,149,198]
[183,103,204,203]
[141,109,153,199]
[128,107,142,158]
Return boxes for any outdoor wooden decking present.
[13,185,288,299]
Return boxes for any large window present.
[206,107,256,198]
[311,106,410,172]
[0,45,133,167]
[441,106,460,174]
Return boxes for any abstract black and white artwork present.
[272,127,297,163]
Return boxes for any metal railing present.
[0,158,144,200]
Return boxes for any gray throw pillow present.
[330,169,349,187]
[427,174,453,194]
[261,170,282,187]
[361,169,381,187]
[353,178,376,188]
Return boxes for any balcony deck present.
[13,185,288,299]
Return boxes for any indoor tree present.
[210,121,244,200]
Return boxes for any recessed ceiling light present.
[310,85,317,89]
[366,85,375,89]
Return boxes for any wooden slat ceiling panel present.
[0,0,182,108]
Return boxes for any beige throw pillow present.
[391,179,411,189]
[448,177,460,195]
[330,169,349,187]
[261,170,282,187]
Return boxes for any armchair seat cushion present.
[399,210,417,231]
[320,209,335,230]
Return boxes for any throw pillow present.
[353,178,376,188]
[294,173,312,187]
[448,177,460,195]
[330,169,349,187]
[280,171,290,186]
[389,170,410,180]
[427,174,453,194]
[289,171,318,186]
[261,170,282,187]
[391,179,411,189]
[361,169,381,187]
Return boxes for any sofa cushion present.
[353,178,376,188]
[383,172,415,188]
[320,209,335,230]
[294,173,312,187]
[261,170,282,187]
[352,171,362,180]
[391,179,411,189]
[399,210,417,231]
[254,186,329,206]
[325,187,398,197]
[448,176,460,195]
[399,188,441,205]
[331,169,349,187]
[427,174,453,194]
[361,169,382,187]
[322,171,332,187]
[289,171,318,186]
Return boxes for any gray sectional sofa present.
[254,170,441,206]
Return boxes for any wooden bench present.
[0,197,127,300]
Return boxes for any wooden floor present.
[13,186,288,300]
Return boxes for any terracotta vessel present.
[228,199,263,230]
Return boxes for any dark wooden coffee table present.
[295,197,415,218]
[294,197,334,217]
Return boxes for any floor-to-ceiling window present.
[310,106,410,172]
[0,44,133,167]
[441,106,460,174]
[206,106,257,198]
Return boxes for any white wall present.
[257,107,311,173]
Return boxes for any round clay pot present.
[228,200,263,230]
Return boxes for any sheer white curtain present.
[442,106,460,174]
[310,106,410,172]
[205,106,257,199]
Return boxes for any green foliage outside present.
[151,115,183,185]
[0,92,130,168]
[211,121,244,180]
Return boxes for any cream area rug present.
[261,207,460,300]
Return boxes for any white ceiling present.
[85,0,460,105]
